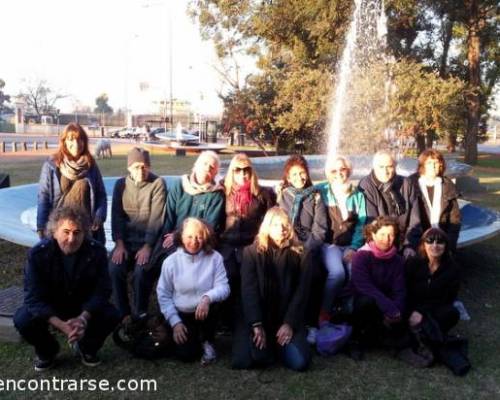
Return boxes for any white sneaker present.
[201,341,217,365]
[306,327,318,345]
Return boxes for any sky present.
[1,0,246,116]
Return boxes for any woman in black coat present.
[405,228,470,375]
[410,149,461,251]
[406,227,460,336]
[232,207,311,372]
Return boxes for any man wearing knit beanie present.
[109,147,167,322]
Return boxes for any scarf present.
[232,181,252,216]
[288,186,315,226]
[59,156,89,181]
[418,176,442,227]
[360,241,397,260]
[331,183,351,221]
[181,173,221,195]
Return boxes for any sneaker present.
[201,341,217,365]
[306,327,318,345]
[72,342,102,367]
[34,355,55,372]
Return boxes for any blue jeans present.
[321,244,351,314]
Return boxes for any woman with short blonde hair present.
[157,218,229,365]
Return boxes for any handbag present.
[316,322,352,356]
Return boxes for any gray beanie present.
[127,147,150,167]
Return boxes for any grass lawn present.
[0,153,499,399]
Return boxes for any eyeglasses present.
[234,167,252,174]
[329,167,349,175]
[424,236,446,245]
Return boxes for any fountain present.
[0,0,498,252]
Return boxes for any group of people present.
[15,123,469,375]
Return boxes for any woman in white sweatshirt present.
[157,218,230,364]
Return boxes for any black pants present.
[219,244,243,330]
[14,304,120,359]
[109,249,161,319]
[425,304,460,335]
[351,295,407,349]
[305,251,327,327]
[172,311,218,362]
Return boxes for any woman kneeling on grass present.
[232,207,312,372]
[405,228,470,375]
[156,218,230,365]
[348,216,407,360]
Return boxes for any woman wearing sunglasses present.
[404,228,469,374]
[411,149,461,251]
[315,156,367,325]
[219,154,275,321]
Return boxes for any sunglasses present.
[424,236,446,245]
[234,167,252,174]
[329,167,349,175]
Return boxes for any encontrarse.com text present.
[0,378,157,392]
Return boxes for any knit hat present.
[127,147,150,167]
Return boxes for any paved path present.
[478,143,500,154]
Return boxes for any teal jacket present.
[162,176,225,234]
[315,181,367,249]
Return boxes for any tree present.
[0,79,11,114]
[18,79,66,117]
[390,60,466,153]
[386,0,498,162]
[94,93,113,114]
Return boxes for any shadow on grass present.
[0,235,499,399]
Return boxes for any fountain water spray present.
[327,0,389,159]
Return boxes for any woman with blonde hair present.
[219,154,275,325]
[232,207,311,371]
[37,122,107,243]
[157,218,230,365]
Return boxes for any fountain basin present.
[0,172,497,251]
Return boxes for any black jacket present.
[22,238,112,320]
[277,186,328,251]
[358,172,422,249]
[405,256,460,315]
[409,174,461,251]
[240,243,311,333]
[221,187,276,247]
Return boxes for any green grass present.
[0,153,499,399]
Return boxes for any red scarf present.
[232,181,252,216]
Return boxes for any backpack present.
[113,314,173,359]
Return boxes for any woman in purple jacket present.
[349,216,406,359]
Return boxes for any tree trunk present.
[416,134,426,154]
[439,16,454,78]
[464,0,481,165]
[446,133,457,153]
[425,130,434,149]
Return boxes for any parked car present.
[151,128,199,145]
